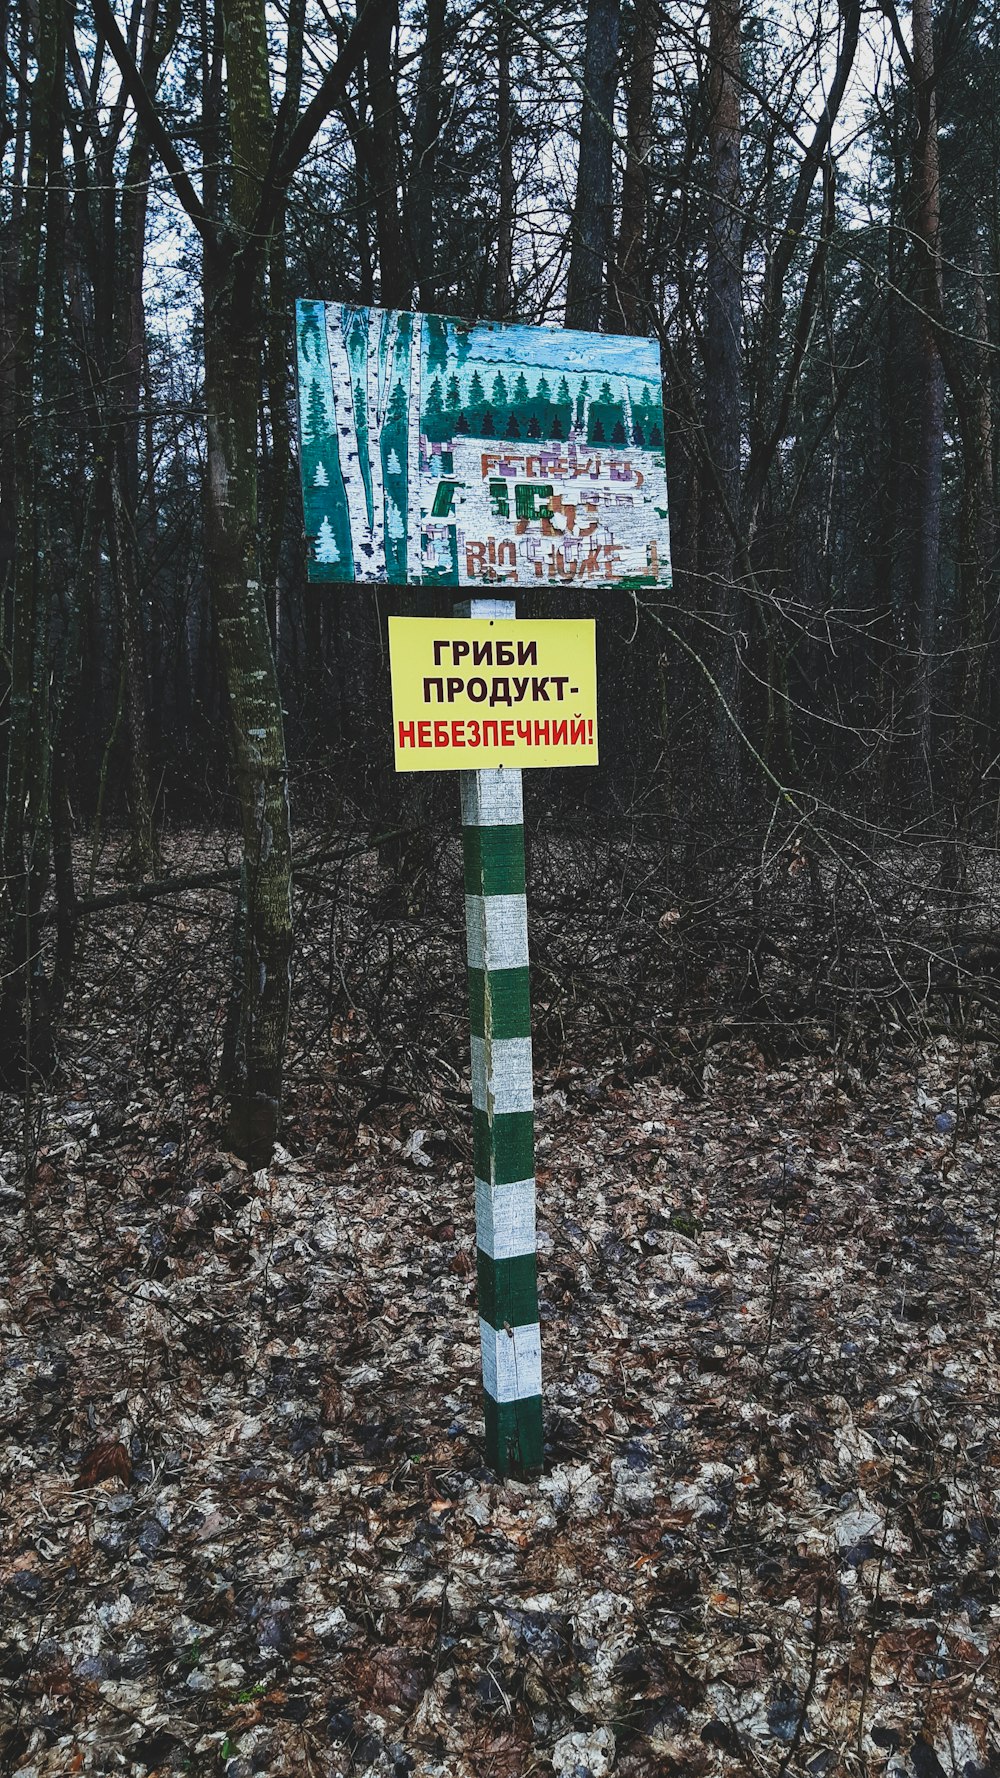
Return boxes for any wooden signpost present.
[296,301,671,1477]
[459,594,542,1472]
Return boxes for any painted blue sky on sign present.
[296,302,672,590]
[431,319,663,381]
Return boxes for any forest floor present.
[1,829,1000,1778]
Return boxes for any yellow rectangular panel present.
[389,618,598,771]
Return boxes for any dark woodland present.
[3,0,1000,1772]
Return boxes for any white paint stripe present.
[461,767,524,829]
[475,1176,536,1259]
[471,1035,534,1114]
[454,598,517,621]
[465,894,529,972]
[479,1318,543,1403]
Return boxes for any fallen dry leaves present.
[75,1444,133,1491]
[0,829,999,1778]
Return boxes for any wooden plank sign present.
[296,301,672,590]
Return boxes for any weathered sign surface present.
[296,301,672,589]
[388,618,598,770]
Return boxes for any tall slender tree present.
[703,0,741,578]
[66,0,180,877]
[496,6,515,319]
[909,0,946,780]
[565,0,620,330]
[701,0,743,788]
[363,0,412,305]
[1,0,66,1079]
[409,0,447,310]
[94,0,394,1160]
[611,0,657,333]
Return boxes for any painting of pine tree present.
[315,515,340,565]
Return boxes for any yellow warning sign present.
[389,618,598,772]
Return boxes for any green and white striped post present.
[459,595,543,1478]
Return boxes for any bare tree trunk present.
[496,8,514,319]
[704,0,741,574]
[0,1,28,609]
[410,0,446,311]
[106,461,157,874]
[352,64,376,306]
[64,0,176,878]
[910,0,944,788]
[89,0,467,1154]
[703,0,742,791]
[204,0,293,1164]
[611,0,656,333]
[943,232,994,877]
[565,0,620,331]
[741,0,860,531]
[363,0,412,306]
[1,0,64,1080]
[260,0,303,646]
[960,239,995,729]
[105,0,180,875]
[50,491,99,1011]
[890,0,992,833]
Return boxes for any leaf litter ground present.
[1,830,999,1778]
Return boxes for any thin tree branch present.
[249,0,397,250]
[90,0,217,243]
[35,826,425,927]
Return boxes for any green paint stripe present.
[462,826,526,897]
[473,1108,534,1186]
[477,1250,539,1331]
[484,1393,543,1477]
[468,968,531,1040]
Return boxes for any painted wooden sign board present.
[389,618,598,770]
[295,301,672,590]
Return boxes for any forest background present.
[3,0,999,1154]
[4,0,1000,1772]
